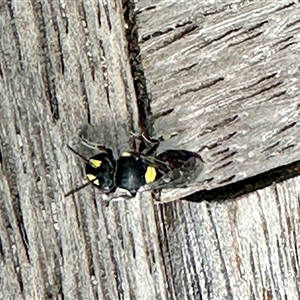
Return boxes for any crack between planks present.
[122,0,153,137]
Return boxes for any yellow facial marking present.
[121,152,132,157]
[87,174,96,182]
[145,166,156,183]
[87,174,100,185]
[89,159,102,168]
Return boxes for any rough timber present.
[0,1,299,299]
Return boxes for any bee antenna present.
[67,145,89,163]
[64,181,92,197]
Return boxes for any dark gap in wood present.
[15,261,24,294]
[286,18,300,28]
[239,81,283,101]
[213,115,239,130]
[279,42,297,51]
[99,39,110,108]
[276,239,285,275]
[47,74,59,121]
[56,28,65,74]
[198,116,237,136]
[217,174,235,183]
[268,90,286,99]
[186,158,300,203]
[151,108,174,121]
[202,9,222,16]
[0,237,4,260]
[122,0,154,136]
[17,213,31,261]
[140,33,151,42]
[274,1,296,13]
[135,5,156,15]
[155,25,199,52]
[280,144,294,152]
[248,250,257,296]
[8,199,27,294]
[235,253,243,277]
[276,122,297,135]
[275,35,293,44]
[292,228,300,269]
[14,111,21,135]
[202,27,242,48]
[199,141,218,150]
[211,147,230,156]
[176,20,193,28]
[97,1,102,27]
[212,161,235,171]
[198,132,238,151]
[174,62,198,74]
[261,141,280,153]
[241,72,277,90]
[145,27,174,42]
[2,150,31,265]
[53,250,64,299]
[219,151,238,162]
[7,0,23,70]
[228,32,264,47]
[103,2,112,31]
[145,243,156,277]
[178,77,224,97]
[31,1,60,121]
[247,21,269,32]
[0,147,2,166]
[128,230,135,259]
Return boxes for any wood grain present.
[136,0,300,201]
[0,0,299,300]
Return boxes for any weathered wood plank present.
[0,0,165,299]
[134,1,299,300]
[153,177,300,300]
[136,0,300,201]
[0,0,299,300]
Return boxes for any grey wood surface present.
[136,0,300,201]
[0,0,299,300]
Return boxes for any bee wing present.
[141,155,204,191]
[127,152,173,175]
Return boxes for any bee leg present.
[80,137,113,155]
[130,132,161,155]
[108,189,136,202]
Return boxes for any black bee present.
[65,135,203,198]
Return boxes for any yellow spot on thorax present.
[121,152,132,157]
[145,166,156,183]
